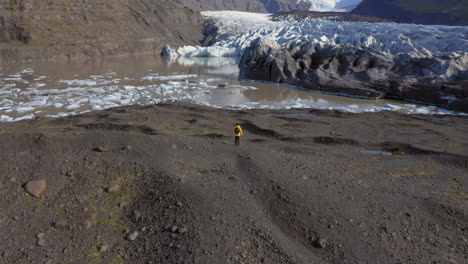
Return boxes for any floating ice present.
[59,80,98,86]
[141,74,197,81]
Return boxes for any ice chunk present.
[59,80,98,86]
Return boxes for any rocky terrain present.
[0,102,467,263]
[352,0,468,26]
[0,0,204,62]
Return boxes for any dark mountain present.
[352,0,468,26]
[0,0,205,62]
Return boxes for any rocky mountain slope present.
[352,0,468,26]
[0,0,204,62]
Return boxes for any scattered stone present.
[98,243,108,253]
[313,238,329,248]
[54,219,68,229]
[121,145,133,151]
[9,177,16,183]
[24,179,47,198]
[276,185,285,191]
[106,184,120,193]
[126,231,139,241]
[93,146,111,152]
[178,226,188,234]
[83,220,94,229]
[36,233,45,239]
[128,211,141,223]
[176,201,183,207]
[140,226,147,232]
[36,238,46,247]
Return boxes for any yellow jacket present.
[234,125,243,137]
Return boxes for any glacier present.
[167,11,468,59]
[299,0,363,12]
[162,11,468,112]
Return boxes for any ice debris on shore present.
[0,68,467,123]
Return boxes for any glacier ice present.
[299,0,363,12]
[173,11,468,59]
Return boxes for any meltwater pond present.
[0,55,461,122]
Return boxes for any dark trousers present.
[235,136,240,146]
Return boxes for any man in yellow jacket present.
[234,123,243,146]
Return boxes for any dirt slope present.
[0,0,204,62]
[0,103,467,263]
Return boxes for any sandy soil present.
[0,103,467,264]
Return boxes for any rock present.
[93,146,111,152]
[83,220,94,229]
[24,179,47,198]
[276,185,285,191]
[313,238,329,248]
[98,243,108,253]
[171,226,178,233]
[178,226,188,234]
[128,211,141,223]
[121,145,133,151]
[9,177,16,183]
[36,233,45,239]
[54,219,68,229]
[126,231,139,241]
[36,238,46,247]
[106,184,120,193]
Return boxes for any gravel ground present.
[0,103,467,264]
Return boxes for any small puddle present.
[361,150,393,156]
[265,114,316,117]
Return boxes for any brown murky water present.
[0,55,453,122]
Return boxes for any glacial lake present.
[0,55,461,122]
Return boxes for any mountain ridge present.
[352,0,468,26]
[172,0,468,25]
[0,0,205,62]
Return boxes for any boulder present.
[24,179,47,198]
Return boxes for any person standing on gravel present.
[234,123,243,146]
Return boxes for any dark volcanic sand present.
[0,103,467,263]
